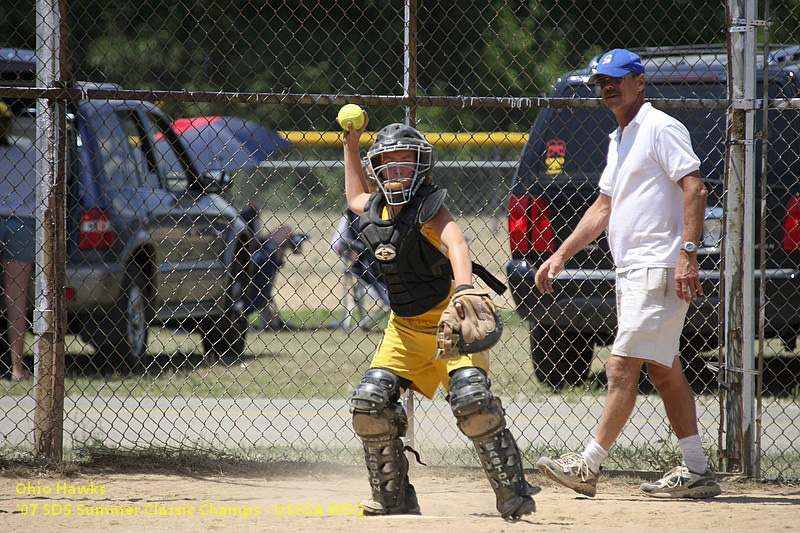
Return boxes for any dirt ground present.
[2,464,797,533]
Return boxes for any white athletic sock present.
[581,439,608,475]
[679,434,709,473]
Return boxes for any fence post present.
[402,0,419,453]
[755,0,771,481]
[723,0,757,475]
[404,0,418,129]
[33,0,68,461]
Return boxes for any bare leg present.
[594,355,644,450]
[647,357,699,439]
[3,260,33,380]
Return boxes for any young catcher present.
[340,109,537,520]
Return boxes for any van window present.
[94,111,158,189]
[145,113,189,191]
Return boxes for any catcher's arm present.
[342,115,371,215]
[430,207,506,357]
[428,204,472,287]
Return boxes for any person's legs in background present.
[3,259,32,381]
[249,238,293,331]
[1,216,35,381]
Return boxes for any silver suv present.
[1,49,252,372]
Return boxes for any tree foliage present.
[1,0,799,133]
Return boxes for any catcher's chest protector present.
[360,186,452,317]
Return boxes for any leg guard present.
[449,367,537,519]
[350,368,419,515]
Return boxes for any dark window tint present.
[523,79,800,186]
[95,111,161,189]
[145,113,188,191]
[756,79,800,188]
[118,112,160,189]
[94,112,145,189]
[533,84,616,179]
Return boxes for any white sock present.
[581,439,608,475]
[679,434,709,473]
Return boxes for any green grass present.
[3,308,792,401]
[3,440,797,481]
[0,309,554,401]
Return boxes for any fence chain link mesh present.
[0,0,798,480]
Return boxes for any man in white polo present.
[533,49,721,499]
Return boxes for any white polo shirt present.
[598,103,701,272]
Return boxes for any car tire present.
[530,326,594,388]
[201,307,247,363]
[200,264,248,362]
[92,271,152,373]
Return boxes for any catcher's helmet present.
[365,123,434,205]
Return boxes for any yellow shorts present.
[370,292,490,399]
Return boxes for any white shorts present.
[612,267,689,368]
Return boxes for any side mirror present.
[195,169,231,192]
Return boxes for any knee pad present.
[449,367,505,439]
[351,368,407,440]
[350,368,404,412]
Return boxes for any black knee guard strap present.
[449,367,502,438]
[350,368,414,513]
[350,368,406,413]
[449,367,536,519]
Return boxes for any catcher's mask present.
[365,123,434,206]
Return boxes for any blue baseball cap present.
[589,49,645,83]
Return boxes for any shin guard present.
[449,368,537,519]
[350,369,419,515]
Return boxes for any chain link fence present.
[1,0,799,480]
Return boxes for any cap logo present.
[383,139,397,145]
[602,53,613,64]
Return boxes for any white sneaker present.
[640,465,721,499]
[536,452,598,497]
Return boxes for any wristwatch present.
[681,241,698,253]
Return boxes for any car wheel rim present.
[126,285,147,357]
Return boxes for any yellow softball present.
[337,104,366,131]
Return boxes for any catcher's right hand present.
[436,287,503,357]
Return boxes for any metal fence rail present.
[0,0,798,480]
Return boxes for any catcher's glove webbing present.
[436,285,503,358]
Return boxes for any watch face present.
[683,242,697,253]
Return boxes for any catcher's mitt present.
[436,287,503,357]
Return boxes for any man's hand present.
[531,194,610,295]
[675,251,703,302]
[534,254,565,294]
